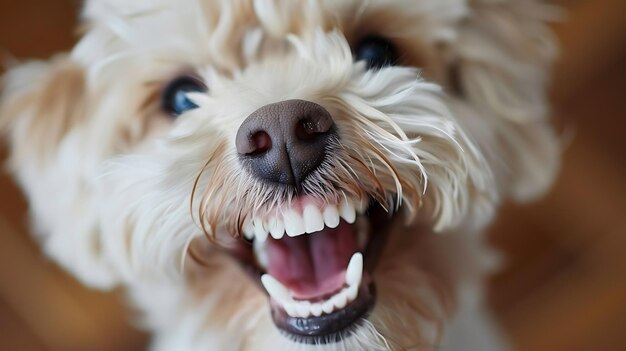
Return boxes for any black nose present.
[236,99,337,186]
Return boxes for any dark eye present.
[354,36,397,69]
[161,76,207,116]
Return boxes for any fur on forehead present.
[75,0,468,72]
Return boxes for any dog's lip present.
[270,280,376,341]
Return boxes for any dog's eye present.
[354,36,397,69]
[161,76,207,116]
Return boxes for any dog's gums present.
[234,196,391,339]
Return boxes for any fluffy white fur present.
[0,0,560,350]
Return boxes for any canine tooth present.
[346,283,359,301]
[322,205,340,228]
[261,274,290,302]
[322,300,335,314]
[303,205,324,233]
[284,209,305,237]
[253,239,268,270]
[346,252,363,287]
[268,217,285,239]
[253,218,268,243]
[331,291,348,309]
[311,303,323,317]
[356,199,368,215]
[242,219,254,240]
[339,201,356,224]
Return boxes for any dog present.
[0,0,561,350]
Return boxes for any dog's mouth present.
[233,195,393,342]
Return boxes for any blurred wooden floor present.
[1,0,625,350]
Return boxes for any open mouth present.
[233,196,392,343]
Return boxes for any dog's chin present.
[224,196,394,343]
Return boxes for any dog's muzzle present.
[232,100,389,343]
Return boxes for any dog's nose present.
[236,99,336,186]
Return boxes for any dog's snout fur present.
[236,99,336,186]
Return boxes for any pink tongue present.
[265,221,358,300]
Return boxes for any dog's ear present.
[1,55,120,289]
[452,0,561,202]
[1,55,86,157]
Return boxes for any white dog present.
[0,0,560,350]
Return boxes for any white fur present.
[0,0,560,350]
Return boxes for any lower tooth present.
[261,274,290,302]
[346,252,363,287]
[331,292,348,309]
[311,303,323,317]
[284,303,297,317]
[347,284,359,301]
[322,300,334,314]
[296,302,311,318]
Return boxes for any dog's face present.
[0,0,560,349]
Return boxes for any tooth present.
[253,239,268,269]
[346,283,359,301]
[303,205,324,233]
[322,204,340,228]
[261,274,290,302]
[356,199,368,215]
[322,300,334,314]
[296,301,312,318]
[242,219,254,240]
[284,302,298,318]
[331,291,348,309]
[311,303,323,317]
[339,201,356,224]
[253,217,268,243]
[284,209,305,237]
[268,216,285,239]
[346,252,363,287]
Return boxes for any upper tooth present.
[303,205,324,233]
[322,204,340,228]
[284,209,305,237]
[268,217,285,239]
[261,274,290,302]
[253,239,268,269]
[339,201,356,224]
[356,199,368,215]
[346,252,363,287]
[253,217,268,243]
[242,219,254,240]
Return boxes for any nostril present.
[295,119,323,141]
[249,131,272,155]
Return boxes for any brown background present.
[1,0,625,350]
